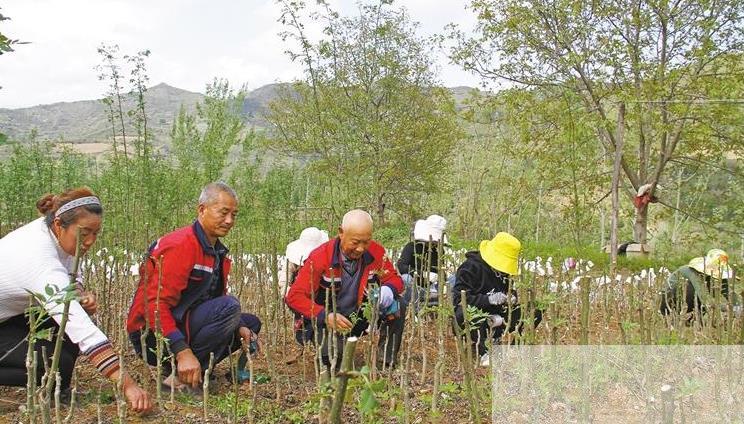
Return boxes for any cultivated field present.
[1,248,741,423]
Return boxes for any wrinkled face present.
[338,224,372,260]
[198,191,238,244]
[53,211,102,256]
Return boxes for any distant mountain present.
[0,83,204,144]
[241,83,291,126]
[448,86,486,108]
[0,83,478,146]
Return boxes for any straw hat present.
[688,248,733,279]
[286,227,329,266]
[479,232,521,276]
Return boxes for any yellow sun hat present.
[688,248,732,279]
[479,232,521,276]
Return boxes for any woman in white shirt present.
[0,188,151,413]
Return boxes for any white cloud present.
[0,0,481,108]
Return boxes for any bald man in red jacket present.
[285,210,405,369]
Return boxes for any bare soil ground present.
[3,324,740,423]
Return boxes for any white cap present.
[285,227,329,266]
[413,215,447,242]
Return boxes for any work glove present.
[379,286,394,309]
[383,299,400,320]
[487,290,515,306]
[487,314,504,328]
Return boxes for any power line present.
[656,198,742,236]
[623,99,744,105]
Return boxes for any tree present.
[96,43,129,160]
[0,9,26,56]
[449,0,744,243]
[268,0,461,224]
[171,78,248,181]
[126,49,152,161]
[1,8,28,91]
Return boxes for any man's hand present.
[378,286,394,309]
[79,291,98,315]
[176,349,202,387]
[238,326,260,353]
[325,312,352,332]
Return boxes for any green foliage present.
[346,365,397,422]
[371,223,409,249]
[125,49,153,161]
[172,78,248,181]
[522,239,690,273]
[209,392,251,419]
[0,9,27,57]
[198,79,248,180]
[16,281,80,385]
[270,0,461,224]
[448,0,744,243]
[466,305,490,328]
[0,141,93,225]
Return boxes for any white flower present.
[524,261,537,273]
[595,276,611,285]
[570,277,582,292]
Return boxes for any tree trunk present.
[671,168,683,244]
[610,103,625,276]
[376,194,386,226]
[633,205,648,244]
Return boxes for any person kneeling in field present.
[126,182,261,393]
[285,210,406,370]
[0,188,151,412]
[284,226,329,348]
[397,215,448,314]
[659,248,740,318]
[452,232,542,367]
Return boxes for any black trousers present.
[463,306,543,356]
[130,295,262,375]
[0,314,80,390]
[297,299,407,369]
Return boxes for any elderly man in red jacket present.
[127,182,261,391]
[285,209,405,369]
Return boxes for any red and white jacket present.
[285,237,403,323]
[126,221,231,354]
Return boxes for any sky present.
[0,0,481,109]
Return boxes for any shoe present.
[225,369,252,384]
[479,353,490,367]
[58,388,72,406]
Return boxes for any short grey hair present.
[199,181,237,205]
[341,209,373,231]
